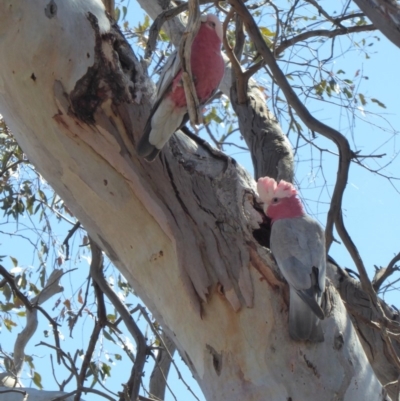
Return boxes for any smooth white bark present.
[0,1,389,400]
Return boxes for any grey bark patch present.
[45,0,57,18]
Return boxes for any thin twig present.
[62,221,81,261]
[74,263,107,401]
[0,159,28,178]
[373,252,400,292]
[144,0,213,60]
[135,305,201,401]
[51,386,116,401]
[275,24,375,56]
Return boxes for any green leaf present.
[260,27,275,37]
[38,189,47,202]
[10,256,18,267]
[2,283,12,301]
[358,93,367,106]
[1,302,16,312]
[371,98,386,108]
[343,87,353,98]
[107,314,116,323]
[103,329,116,343]
[114,7,120,22]
[3,318,17,331]
[24,355,35,369]
[33,371,43,389]
[29,283,40,295]
[101,363,112,378]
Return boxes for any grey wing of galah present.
[137,51,187,161]
[271,216,326,341]
[155,51,181,98]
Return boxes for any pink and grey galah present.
[137,14,225,161]
[257,177,326,342]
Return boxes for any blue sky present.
[0,2,399,401]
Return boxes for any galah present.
[137,14,225,161]
[257,177,326,342]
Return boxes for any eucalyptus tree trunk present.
[0,1,391,400]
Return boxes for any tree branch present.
[223,7,294,181]
[373,252,400,292]
[226,0,371,290]
[89,238,148,401]
[275,24,375,56]
[352,0,400,48]
[0,266,63,383]
[74,249,108,401]
[149,331,177,400]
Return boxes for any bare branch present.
[62,221,81,261]
[373,252,400,292]
[149,331,177,400]
[275,24,375,56]
[223,7,293,180]
[89,238,148,401]
[74,249,108,401]
[135,305,201,401]
[0,159,28,178]
[0,265,63,381]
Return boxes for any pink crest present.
[257,177,277,205]
[275,180,297,199]
[257,177,297,205]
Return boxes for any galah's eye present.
[209,21,216,28]
[272,197,278,203]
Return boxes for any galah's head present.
[257,177,303,221]
[200,14,223,42]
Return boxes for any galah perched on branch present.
[257,177,326,342]
[137,14,225,162]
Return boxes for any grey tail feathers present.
[289,288,324,342]
[136,110,190,162]
[136,119,160,162]
[296,288,324,320]
[295,265,325,320]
